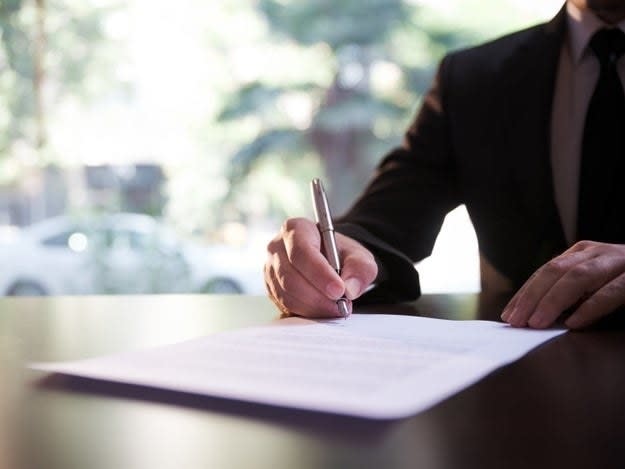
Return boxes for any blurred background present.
[0,0,562,296]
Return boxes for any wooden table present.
[1,293,624,469]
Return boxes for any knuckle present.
[542,259,566,277]
[267,251,280,273]
[569,262,592,280]
[265,264,280,295]
[265,277,284,310]
[265,280,277,301]
[573,240,594,251]
[265,260,300,316]
[266,237,281,254]
[272,260,300,293]
[273,262,288,289]
[281,217,306,234]
[280,219,293,234]
[270,255,285,280]
[279,272,297,292]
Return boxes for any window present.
[0,0,562,295]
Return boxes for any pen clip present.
[311,178,334,232]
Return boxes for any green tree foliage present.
[217,0,470,214]
[0,0,118,168]
[0,0,32,155]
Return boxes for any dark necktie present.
[577,28,625,242]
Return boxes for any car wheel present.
[201,278,243,294]
[7,281,47,296]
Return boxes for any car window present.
[104,228,151,252]
[41,228,89,252]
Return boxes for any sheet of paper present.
[30,314,565,419]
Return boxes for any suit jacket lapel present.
[498,6,568,262]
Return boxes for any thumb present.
[337,234,378,300]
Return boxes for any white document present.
[31,314,565,419]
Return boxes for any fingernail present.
[501,307,511,321]
[344,278,362,300]
[326,282,343,299]
[506,307,519,324]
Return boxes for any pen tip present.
[337,299,349,318]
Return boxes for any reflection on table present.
[0,293,623,469]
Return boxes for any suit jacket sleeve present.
[335,55,461,304]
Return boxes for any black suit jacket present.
[336,7,576,303]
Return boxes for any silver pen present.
[310,178,350,317]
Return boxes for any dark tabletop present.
[1,293,624,469]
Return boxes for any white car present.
[0,213,264,296]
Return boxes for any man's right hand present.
[264,217,378,318]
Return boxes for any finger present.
[502,247,586,320]
[527,254,620,328]
[270,242,346,316]
[266,257,347,318]
[281,218,345,300]
[264,256,286,311]
[501,275,532,321]
[502,252,579,322]
[505,250,592,327]
[338,235,378,300]
[566,272,625,329]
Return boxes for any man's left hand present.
[501,241,625,329]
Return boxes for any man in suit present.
[264,0,625,329]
